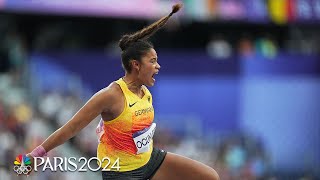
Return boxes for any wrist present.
[30,145,48,157]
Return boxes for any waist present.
[96,120,156,171]
[97,142,153,172]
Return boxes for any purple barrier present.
[2,0,169,18]
[30,50,320,132]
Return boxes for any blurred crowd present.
[1,15,319,180]
[2,12,320,57]
[206,28,320,60]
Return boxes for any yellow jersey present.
[97,78,154,172]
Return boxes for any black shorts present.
[101,148,167,180]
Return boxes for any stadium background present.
[0,0,319,179]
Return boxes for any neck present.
[123,73,143,95]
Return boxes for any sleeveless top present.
[96,78,155,172]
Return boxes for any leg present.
[151,152,220,180]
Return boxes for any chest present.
[126,96,154,125]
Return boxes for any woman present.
[27,3,220,180]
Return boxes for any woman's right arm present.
[32,85,117,154]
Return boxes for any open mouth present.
[152,72,159,81]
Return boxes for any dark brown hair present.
[119,3,182,73]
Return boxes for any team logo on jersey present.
[129,102,137,107]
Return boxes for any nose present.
[156,62,161,70]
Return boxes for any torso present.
[96,78,155,172]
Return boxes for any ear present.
[131,60,140,71]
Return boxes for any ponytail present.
[119,3,183,51]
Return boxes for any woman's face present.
[137,48,161,87]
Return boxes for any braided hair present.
[118,3,183,73]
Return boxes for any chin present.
[145,83,154,87]
[145,81,155,87]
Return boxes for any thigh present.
[151,152,219,180]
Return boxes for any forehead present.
[143,48,157,59]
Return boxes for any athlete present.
[26,3,219,180]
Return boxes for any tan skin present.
[26,48,219,180]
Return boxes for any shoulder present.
[95,82,123,102]
[89,81,124,111]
